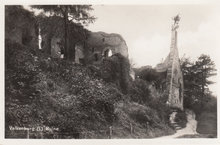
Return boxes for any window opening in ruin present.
[38,27,42,49]
[104,49,112,57]
[102,38,105,42]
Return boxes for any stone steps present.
[170,122,183,130]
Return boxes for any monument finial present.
[172,14,181,24]
[172,14,180,31]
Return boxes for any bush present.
[128,79,150,104]
[100,53,132,94]
[148,95,171,123]
[134,67,167,90]
[136,68,158,82]
[5,39,175,139]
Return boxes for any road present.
[157,109,198,138]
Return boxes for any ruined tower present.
[155,15,184,110]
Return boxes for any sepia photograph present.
[2,0,220,144]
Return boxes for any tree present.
[181,57,200,108]
[195,54,217,96]
[31,5,95,60]
[181,54,216,110]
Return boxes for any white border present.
[1,0,220,145]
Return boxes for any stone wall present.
[75,43,85,63]
[5,6,38,48]
[84,31,129,63]
[51,37,62,58]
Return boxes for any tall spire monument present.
[155,14,184,110]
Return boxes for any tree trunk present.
[202,71,204,98]
[64,9,68,59]
[47,34,52,55]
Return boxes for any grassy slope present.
[5,40,174,138]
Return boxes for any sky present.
[22,3,219,95]
[86,4,220,95]
[87,5,219,66]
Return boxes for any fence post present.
[53,134,56,139]
[40,132,43,139]
[84,132,87,139]
[109,126,112,139]
[27,130,29,139]
[130,123,133,135]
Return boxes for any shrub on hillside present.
[128,103,161,127]
[5,39,40,104]
[195,94,217,135]
[128,79,150,104]
[184,92,217,116]
[127,78,171,127]
[5,39,126,138]
[135,67,167,90]
[31,59,124,133]
[100,53,132,94]
[147,94,171,123]
[114,102,175,138]
[136,68,158,82]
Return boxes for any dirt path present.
[157,109,198,138]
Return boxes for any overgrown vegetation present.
[32,5,95,60]
[6,5,217,139]
[5,38,174,138]
[181,55,217,136]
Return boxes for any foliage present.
[32,5,95,24]
[100,53,132,94]
[31,5,95,60]
[5,39,124,137]
[5,39,176,138]
[181,55,217,136]
[114,102,175,138]
[128,79,150,104]
[147,93,171,124]
[5,39,39,104]
[135,67,158,82]
[195,94,217,136]
[5,6,36,35]
[132,67,171,127]
[5,6,177,138]
[195,54,217,95]
[181,55,217,112]
[128,80,171,127]
[134,67,167,90]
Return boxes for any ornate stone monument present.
[156,14,184,110]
